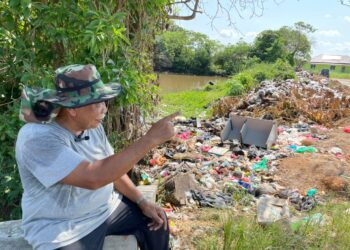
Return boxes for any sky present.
[175,0,350,57]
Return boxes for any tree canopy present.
[154,22,314,76]
[154,27,218,75]
[278,22,316,66]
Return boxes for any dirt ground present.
[276,118,350,194]
[333,78,350,88]
[170,208,223,249]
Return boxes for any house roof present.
[311,54,350,65]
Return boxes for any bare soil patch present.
[277,123,350,194]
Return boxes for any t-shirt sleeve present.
[19,131,85,188]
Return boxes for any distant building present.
[310,54,350,72]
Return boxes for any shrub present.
[0,102,23,220]
[234,72,254,90]
[252,71,269,83]
[226,79,245,96]
[249,63,274,83]
[230,61,295,88]
[272,59,296,80]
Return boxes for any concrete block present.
[164,173,198,205]
[0,186,158,249]
[0,220,138,250]
[103,235,137,250]
[137,184,158,203]
[0,220,31,250]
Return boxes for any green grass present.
[303,63,350,79]
[195,201,350,250]
[159,81,230,118]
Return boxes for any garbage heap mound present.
[134,72,350,247]
[134,117,339,213]
[212,72,350,126]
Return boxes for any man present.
[16,64,176,250]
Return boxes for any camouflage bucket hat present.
[20,64,122,123]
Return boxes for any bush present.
[0,102,23,220]
[272,59,296,80]
[229,61,295,89]
[248,63,274,83]
[234,72,254,90]
[252,71,269,83]
[226,79,245,96]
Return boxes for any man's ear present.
[66,108,77,117]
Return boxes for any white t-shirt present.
[15,122,121,250]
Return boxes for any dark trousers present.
[56,196,169,250]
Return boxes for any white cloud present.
[324,14,332,18]
[333,42,350,52]
[345,16,350,22]
[245,31,258,38]
[219,29,240,38]
[315,40,350,55]
[317,40,332,47]
[316,30,341,37]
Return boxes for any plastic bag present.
[295,146,317,153]
[252,158,268,171]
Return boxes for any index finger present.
[162,111,181,122]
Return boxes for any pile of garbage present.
[133,72,350,247]
[212,71,350,126]
[134,116,333,213]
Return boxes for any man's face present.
[73,101,107,130]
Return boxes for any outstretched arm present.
[61,112,179,190]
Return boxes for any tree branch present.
[340,0,350,7]
[205,0,265,30]
[167,0,200,21]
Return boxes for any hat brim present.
[19,82,122,124]
[48,82,122,108]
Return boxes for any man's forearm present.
[114,174,143,203]
[62,134,156,189]
[89,135,156,188]
[62,112,177,190]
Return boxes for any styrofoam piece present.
[208,146,229,156]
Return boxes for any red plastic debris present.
[175,131,192,140]
[149,159,157,166]
[343,127,350,133]
[201,145,211,152]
